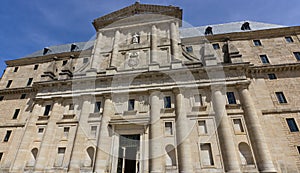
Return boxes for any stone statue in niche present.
[132,33,140,44]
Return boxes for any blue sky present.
[0,0,299,73]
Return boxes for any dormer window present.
[43,47,51,55]
[70,43,78,52]
[241,22,251,30]
[205,26,213,35]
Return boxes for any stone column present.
[91,32,103,69]
[94,95,114,172]
[174,89,193,172]
[212,88,241,173]
[238,85,277,173]
[151,25,158,63]
[149,90,163,173]
[110,30,120,68]
[170,22,179,60]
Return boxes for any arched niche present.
[238,142,254,165]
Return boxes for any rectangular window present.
[3,130,12,142]
[58,147,66,154]
[194,94,202,106]
[55,147,66,167]
[38,128,44,133]
[293,52,300,61]
[83,58,88,63]
[91,126,97,138]
[34,64,39,70]
[186,46,193,52]
[233,119,244,133]
[200,143,214,166]
[165,122,173,135]
[212,43,220,50]
[286,118,299,132]
[275,92,287,103]
[0,152,3,161]
[297,146,300,154]
[285,36,294,43]
[12,109,20,119]
[226,92,237,104]
[253,40,262,46]
[260,55,270,64]
[94,102,101,113]
[27,78,33,86]
[69,104,74,111]
[0,96,4,101]
[64,127,70,137]
[62,60,68,66]
[128,99,135,111]
[44,105,51,116]
[268,73,277,80]
[164,96,171,108]
[6,80,12,88]
[20,94,26,99]
[198,120,208,135]
[14,67,19,72]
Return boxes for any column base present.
[260,169,277,173]
[226,170,242,173]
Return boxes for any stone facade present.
[0,2,300,173]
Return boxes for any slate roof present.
[23,40,95,58]
[23,21,285,58]
[180,21,285,38]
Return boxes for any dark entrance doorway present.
[117,135,140,173]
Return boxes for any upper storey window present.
[285,36,294,43]
[44,105,52,116]
[293,52,300,61]
[14,67,19,72]
[276,92,287,103]
[241,22,251,30]
[70,43,78,52]
[6,80,12,88]
[186,46,193,53]
[212,43,220,50]
[260,55,270,64]
[34,64,39,70]
[164,96,171,108]
[253,40,262,46]
[205,26,213,35]
[226,92,237,104]
[43,47,51,55]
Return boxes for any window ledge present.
[192,105,207,112]
[38,116,50,121]
[161,108,175,113]
[62,114,75,119]
[124,110,137,116]
[226,104,241,109]
[89,113,102,118]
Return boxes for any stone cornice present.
[248,62,300,74]
[5,50,91,67]
[0,87,36,95]
[261,108,300,115]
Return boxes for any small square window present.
[6,80,12,88]
[83,58,89,63]
[128,99,135,111]
[0,96,4,101]
[94,102,101,113]
[285,37,294,43]
[38,128,44,133]
[212,43,220,50]
[253,40,262,46]
[3,130,12,142]
[58,147,66,154]
[12,109,20,119]
[226,92,237,104]
[27,78,33,86]
[286,118,299,132]
[186,46,193,53]
[34,65,39,70]
[260,55,270,64]
[293,52,300,61]
[20,94,26,99]
[275,92,287,103]
[62,60,68,66]
[64,127,70,133]
[268,74,277,80]
[14,67,19,72]
[164,96,171,108]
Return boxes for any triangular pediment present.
[93,2,182,30]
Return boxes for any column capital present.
[236,81,251,91]
[148,89,160,95]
